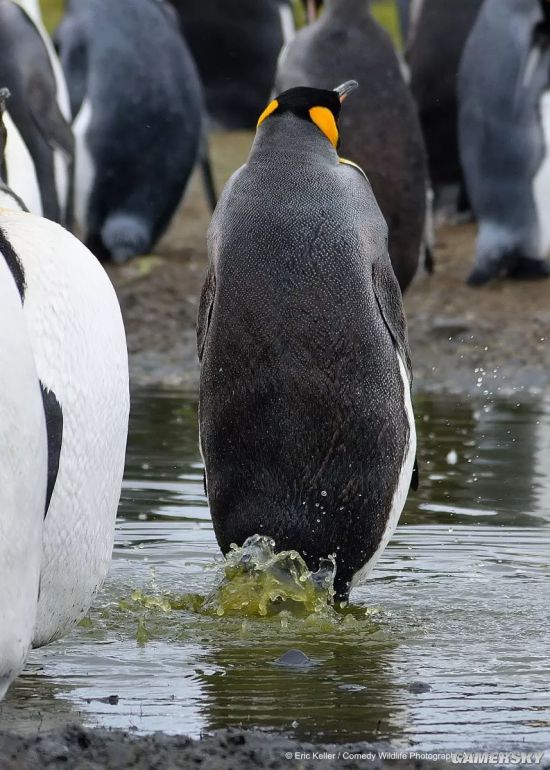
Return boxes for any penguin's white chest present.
[533,90,550,257]
[0,210,129,647]
[350,353,417,589]
[3,112,42,217]
[0,255,46,699]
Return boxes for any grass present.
[39,0,63,32]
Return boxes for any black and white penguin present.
[0,0,74,224]
[275,0,430,293]
[197,83,418,601]
[458,0,550,284]
[0,242,47,700]
[0,97,130,646]
[56,0,205,263]
[405,0,483,211]
[170,0,295,130]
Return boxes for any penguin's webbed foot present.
[508,256,550,280]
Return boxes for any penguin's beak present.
[334,80,359,103]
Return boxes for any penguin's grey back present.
[459,0,549,270]
[200,115,413,598]
[275,0,427,292]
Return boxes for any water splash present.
[202,535,336,618]
[114,536,379,645]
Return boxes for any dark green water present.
[1,389,549,749]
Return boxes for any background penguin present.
[197,83,417,601]
[56,0,205,263]
[0,250,47,700]
[458,0,550,284]
[169,0,295,130]
[0,0,74,224]
[405,0,483,213]
[275,0,430,293]
[0,96,130,645]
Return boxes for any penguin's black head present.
[256,81,358,150]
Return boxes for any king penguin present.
[198,83,418,601]
[459,0,550,284]
[275,0,430,293]
[56,0,205,263]
[0,94,130,646]
[0,243,47,700]
[0,0,74,225]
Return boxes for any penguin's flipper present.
[27,73,75,159]
[39,382,63,518]
[372,257,413,384]
[197,265,216,361]
[411,456,419,491]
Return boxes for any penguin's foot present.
[467,255,550,285]
[466,267,500,286]
[467,245,521,286]
[508,257,550,280]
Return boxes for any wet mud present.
[1,724,541,770]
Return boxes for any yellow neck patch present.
[257,99,279,128]
[309,106,339,148]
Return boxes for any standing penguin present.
[406,0,483,211]
[459,0,550,284]
[56,0,204,263]
[0,252,47,700]
[0,0,74,224]
[170,0,295,130]
[198,83,417,601]
[275,0,429,292]
[0,96,130,646]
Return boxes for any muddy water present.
[1,389,549,750]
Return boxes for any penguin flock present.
[1,0,550,699]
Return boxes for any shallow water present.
[1,389,549,750]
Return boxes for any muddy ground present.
[2,724,542,770]
[107,132,550,399]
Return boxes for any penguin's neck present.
[250,114,339,168]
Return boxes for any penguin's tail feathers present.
[101,212,151,265]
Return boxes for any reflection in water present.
[1,389,549,749]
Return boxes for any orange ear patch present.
[257,99,279,128]
[309,106,339,148]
